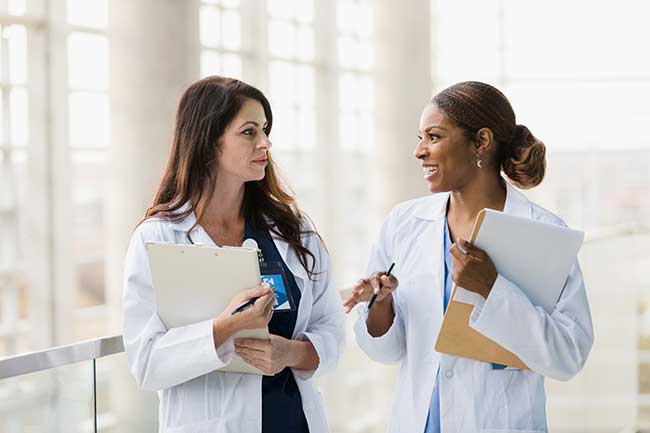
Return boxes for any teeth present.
[423,166,438,175]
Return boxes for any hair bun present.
[512,124,529,145]
[502,124,546,189]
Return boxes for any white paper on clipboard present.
[146,241,270,375]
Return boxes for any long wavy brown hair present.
[140,76,320,279]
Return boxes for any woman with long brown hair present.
[122,76,344,433]
[343,81,593,433]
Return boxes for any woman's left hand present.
[449,239,498,299]
[235,335,295,375]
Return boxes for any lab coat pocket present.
[299,382,329,433]
[491,363,521,371]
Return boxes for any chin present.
[426,180,449,194]
[251,170,266,182]
[426,180,440,193]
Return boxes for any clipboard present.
[434,209,584,369]
[146,241,271,375]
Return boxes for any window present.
[267,0,316,155]
[336,0,374,283]
[0,18,30,356]
[0,1,114,429]
[199,0,243,79]
[0,0,111,353]
[67,3,110,312]
[263,0,324,232]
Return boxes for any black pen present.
[367,262,395,310]
[231,297,259,315]
[231,285,274,315]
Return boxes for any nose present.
[414,138,427,160]
[259,132,272,151]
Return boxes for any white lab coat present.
[122,204,345,433]
[354,181,594,433]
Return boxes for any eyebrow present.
[424,124,447,133]
[240,120,268,129]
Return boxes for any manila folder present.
[435,208,584,369]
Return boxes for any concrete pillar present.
[373,0,432,218]
[106,1,199,431]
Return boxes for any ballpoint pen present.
[367,262,395,310]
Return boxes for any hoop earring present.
[477,159,483,168]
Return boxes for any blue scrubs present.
[244,220,309,433]
[424,218,454,433]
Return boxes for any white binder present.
[452,209,585,314]
[436,208,584,368]
[146,241,270,375]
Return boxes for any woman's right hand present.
[225,284,276,330]
[343,272,399,314]
[213,284,275,348]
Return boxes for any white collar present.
[167,201,198,232]
[413,179,533,221]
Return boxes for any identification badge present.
[260,261,296,312]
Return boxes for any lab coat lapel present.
[503,181,534,219]
[166,203,217,246]
[268,228,307,289]
[426,218,446,319]
[412,194,449,352]
[268,228,312,340]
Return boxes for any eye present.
[417,135,423,140]
[242,128,255,136]
[428,133,440,142]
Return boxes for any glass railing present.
[0,336,124,433]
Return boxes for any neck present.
[448,172,506,225]
[202,174,246,227]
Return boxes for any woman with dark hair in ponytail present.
[344,81,593,433]
[122,76,344,433]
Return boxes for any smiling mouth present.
[423,165,438,177]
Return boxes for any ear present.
[474,127,494,157]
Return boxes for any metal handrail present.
[0,335,124,380]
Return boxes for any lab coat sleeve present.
[353,209,407,364]
[294,236,346,380]
[469,260,594,381]
[354,295,407,364]
[122,222,235,391]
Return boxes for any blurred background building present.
[0,0,648,432]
